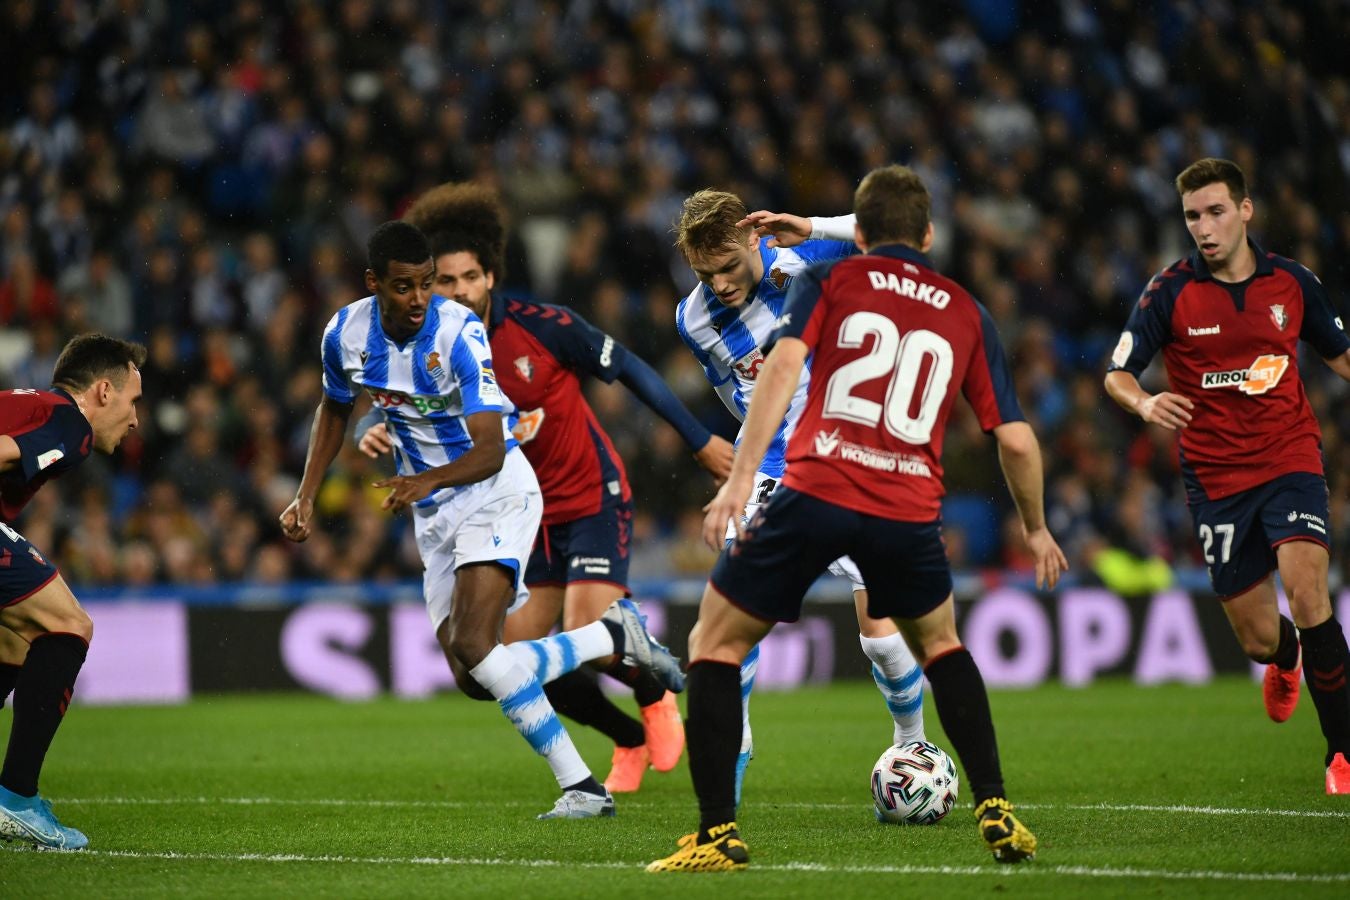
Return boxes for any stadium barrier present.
[73,577,1350,705]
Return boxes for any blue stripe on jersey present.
[450,329,492,414]
[412,302,474,457]
[675,297,729,385]
[384,408,429,474]
[322,307,354,402]
[703,289,759,361]
[363,301,391,388]
[411,302,441,394]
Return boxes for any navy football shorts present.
[1189,471,1332,598]
[0,521,59,607]
[710,487,952,623]
[525,496,632,590]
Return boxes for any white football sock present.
[470,644,591,789]
[860,632,926,745]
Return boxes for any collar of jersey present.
[868,242,934,270]
[1190,237,1273,282]
[488,291,508,332]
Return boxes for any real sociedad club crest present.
[514,355,534,381]
[1270,304,1288,330]
[426,351,445,379]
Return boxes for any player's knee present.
[688,622,751,665]
[446,631,493,672]
[1284,584,1331,629]
[1236,631,1278,662]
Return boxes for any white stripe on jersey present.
[321,294,520,507]
[676,243,838,478]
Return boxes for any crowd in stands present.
[2,0,1348,593]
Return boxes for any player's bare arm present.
[280,397,354,542]
[993,421,1068,590]
[736,211,813,248]
[693,434,735,483]
[737,211,857,248]
[701,337,808,549]
[0,434,19,472]
[1103,369,1193,431]
[374,410,505,513]
[1325,348,1350,382]
[357,421,393,458]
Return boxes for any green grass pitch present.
[2,678,1347,898]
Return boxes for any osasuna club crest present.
[514,356,534,381]
[1269,304,1288,330]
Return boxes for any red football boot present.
[1262,652,1301,723]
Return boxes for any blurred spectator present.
[1,0,1346,593]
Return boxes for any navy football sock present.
[686,661,741,835]
[1299,616,1350,764]
[925,647,1006,804]
[0,633,88,797]
[545,670,645,748]
[1258,616,1300,670]
[603,659,667,707]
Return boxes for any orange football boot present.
[604,744,651,793]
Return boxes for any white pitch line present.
[34,849,1345,885]
[50,796,1350,820]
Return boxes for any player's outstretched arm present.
[737,211,813,248]
[701,338,808,549]
[1103,370,1193,431]
[281,397,355,542]
[736,212,857,248]
[374,410,505,513]
[612,349,734,481]
[993,421,1068,590]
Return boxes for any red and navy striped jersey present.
[1108,239,1350,501]
[769,244,1023,521]
[487,294,632,526]
[0,387,93,522]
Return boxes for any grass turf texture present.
[2,678,1347,898]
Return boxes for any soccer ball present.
[870,740,959,825]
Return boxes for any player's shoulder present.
[0,386,71,409]
[1139,256,1200,306]
[783,238,856,267]
[676,286,717,343]
[501,296,580,329]
[1265,251,1324,291]
[324,295,375,334]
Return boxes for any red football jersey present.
[487,296,632,526]
[0,387,94,522]
[770,244,1024,521]
[1108,240,1350,501]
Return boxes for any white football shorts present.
[729,471,865,593]
[415,448,543,629]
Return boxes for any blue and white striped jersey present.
[321,294,520,507]
[675,239,855,477]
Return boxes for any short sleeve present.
[450,315,504,416]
